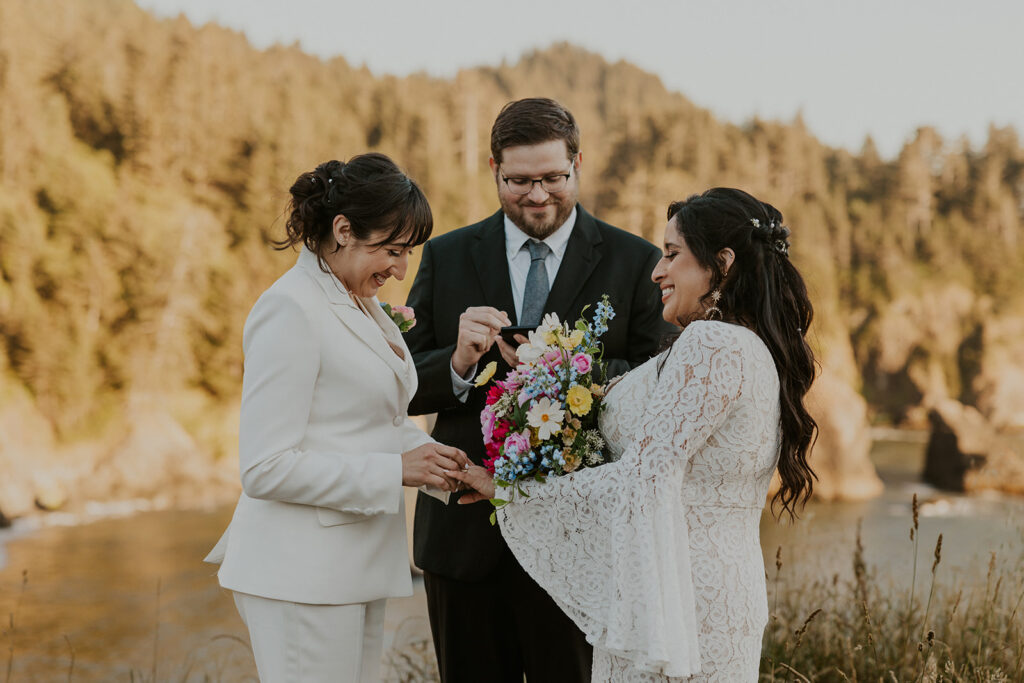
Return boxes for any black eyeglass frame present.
[499,165,573,196]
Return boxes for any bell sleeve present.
[497,322,745,677]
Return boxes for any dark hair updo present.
[667,187,817,520]
[277,153,432,269]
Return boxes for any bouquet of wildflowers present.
[474,296,615,522]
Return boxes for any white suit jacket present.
[205,248,445,605]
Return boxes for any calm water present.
[1,438,1022,681]
[760,437,1024,588]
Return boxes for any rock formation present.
[804,367,885,501]
[974,316,1024,430]
[769,329,884,503]
[923,399,1024,494]
[0,379,239,522]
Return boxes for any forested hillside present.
[1,0,1022,483]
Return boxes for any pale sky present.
[136,0,1024,159]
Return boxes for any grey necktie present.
[520,240,551,326]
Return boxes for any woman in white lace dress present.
[453,188,818,681]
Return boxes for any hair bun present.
[315,159,346,185]
[310,160,349,208]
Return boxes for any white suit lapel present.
[295,249,415,396]
[363,298,417,395]
[329,297,416,396]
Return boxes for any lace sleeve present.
[497,322,745,677]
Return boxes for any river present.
[1,436,1022,681]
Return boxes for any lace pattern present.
[497,321,780,681]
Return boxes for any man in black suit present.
[405,97,672,682]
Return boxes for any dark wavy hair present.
[490,98,580,164]
[666,187,817,520]
[276,153,432,271]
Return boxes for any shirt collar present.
[504,206,577,261]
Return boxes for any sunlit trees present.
[0,0,1021,445]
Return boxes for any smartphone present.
[499,325,536,345]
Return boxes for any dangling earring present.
[704,289,723,321]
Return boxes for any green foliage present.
[0,0,1022,441]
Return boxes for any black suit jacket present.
[405,205,673,580]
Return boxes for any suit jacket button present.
[393,416,404,427]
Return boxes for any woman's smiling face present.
[326,218,414,297]
[651,215,714,326]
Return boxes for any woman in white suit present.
[205,154,468,682]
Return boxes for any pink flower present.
[382,302,416,331]
[571,352,592,374]
[492,420,511,443]
[481,407,496,442]
[543,350,564,367]
[392,305,415,320]
[503,372,523,392]
[504,429,531,457]
[518,389,531,407]
[485,385,503,406]
[483,444,505,473]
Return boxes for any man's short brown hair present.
[489,98,580,164]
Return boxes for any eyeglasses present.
[499,167,572,195]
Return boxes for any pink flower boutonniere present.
[381,303,416,332]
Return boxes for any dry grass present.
[6,497,1022,682]
[761,498,1024,682]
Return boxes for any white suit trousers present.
[233,591,386,683]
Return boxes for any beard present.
[499,191,577,240]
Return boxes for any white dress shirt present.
[450,208,577,397]
[503,209,576,321]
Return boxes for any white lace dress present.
[497,321,780,682]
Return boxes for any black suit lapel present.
[470,211,518,322]
[545,206,603,317]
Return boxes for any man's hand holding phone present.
[452,307,512,378]
[496,325,535,367]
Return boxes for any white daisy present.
[526,397,565,440]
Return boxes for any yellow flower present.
[590,384,605,398]
[561,426,577,446]
[544,329,559,346]
[559,329,585,349]
[566,385,594,416]
[474,361,497,387]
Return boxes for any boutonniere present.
[381,302,416,332]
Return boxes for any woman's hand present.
[449,465,496,504]
[401,444,470,491]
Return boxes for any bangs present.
[368,183,434,248]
